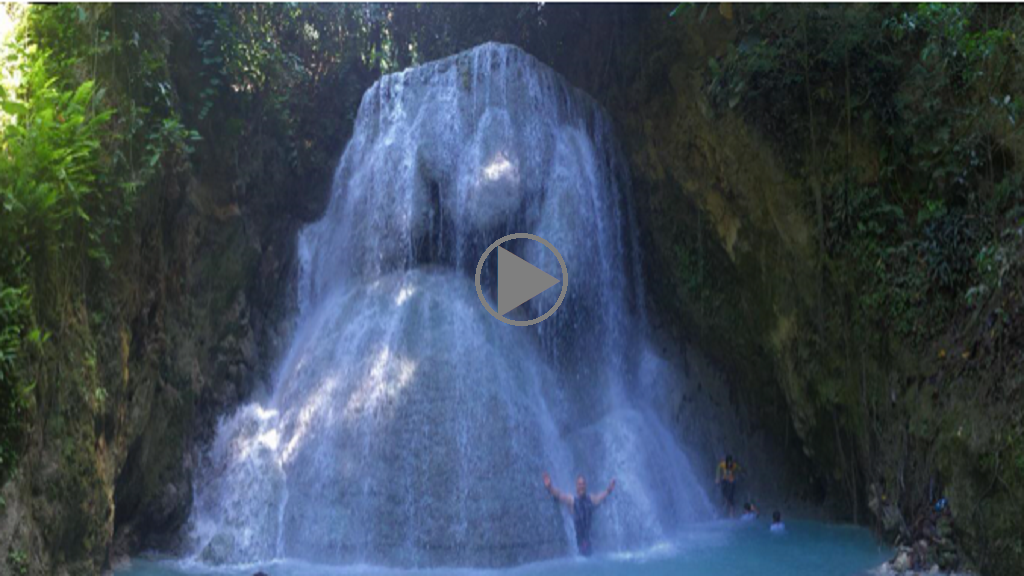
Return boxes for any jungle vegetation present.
[1,3,1023,575]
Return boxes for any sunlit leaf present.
[1,101,28,117]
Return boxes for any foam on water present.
[121,520,891,576]
[184,42,714,569]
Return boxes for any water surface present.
[121,519,890,576]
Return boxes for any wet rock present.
[199,533,236,564]
[912,539,930,571]
[892,548,912,572]
[871,560,973,576]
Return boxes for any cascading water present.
[187,43,714,569]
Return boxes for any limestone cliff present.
[0,7,375,574]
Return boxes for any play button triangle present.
[497,246,561,316]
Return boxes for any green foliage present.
[185,3,366,174]
[0,283,32,473]
[706,4,1024,346]
[0,12,119,473]
[696,7,1024,563]
[708,5,900,164]
[179,3,547,177]
[0,3,203,475]
[1,51,115,261]
[6,547,28,576]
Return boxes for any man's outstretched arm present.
[542,472,573,507]
[592,478,616,506]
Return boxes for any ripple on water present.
[118,519,891,576]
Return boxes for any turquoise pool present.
[118,519,890,576]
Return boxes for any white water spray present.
[187,43,713,569]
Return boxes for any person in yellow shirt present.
[715,454,741,518]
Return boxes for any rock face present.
[0,9,376,574]
[186,43,714,568]
[576,5,1020,573]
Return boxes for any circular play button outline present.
[475,233,569,326]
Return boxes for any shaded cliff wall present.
[602,5,825,506]
[581,5,1024,575]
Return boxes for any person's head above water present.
[743,503,753,512]
[576,475,587,496]
[772,510,782,523]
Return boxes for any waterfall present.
[187,43,713,569]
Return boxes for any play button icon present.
[475,233,569,326]
[497,247,560,316]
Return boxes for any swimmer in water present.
[542,472,616,556]
[741,502,759,521]
[770,510,786,533]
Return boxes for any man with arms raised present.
[542,472,616,557]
